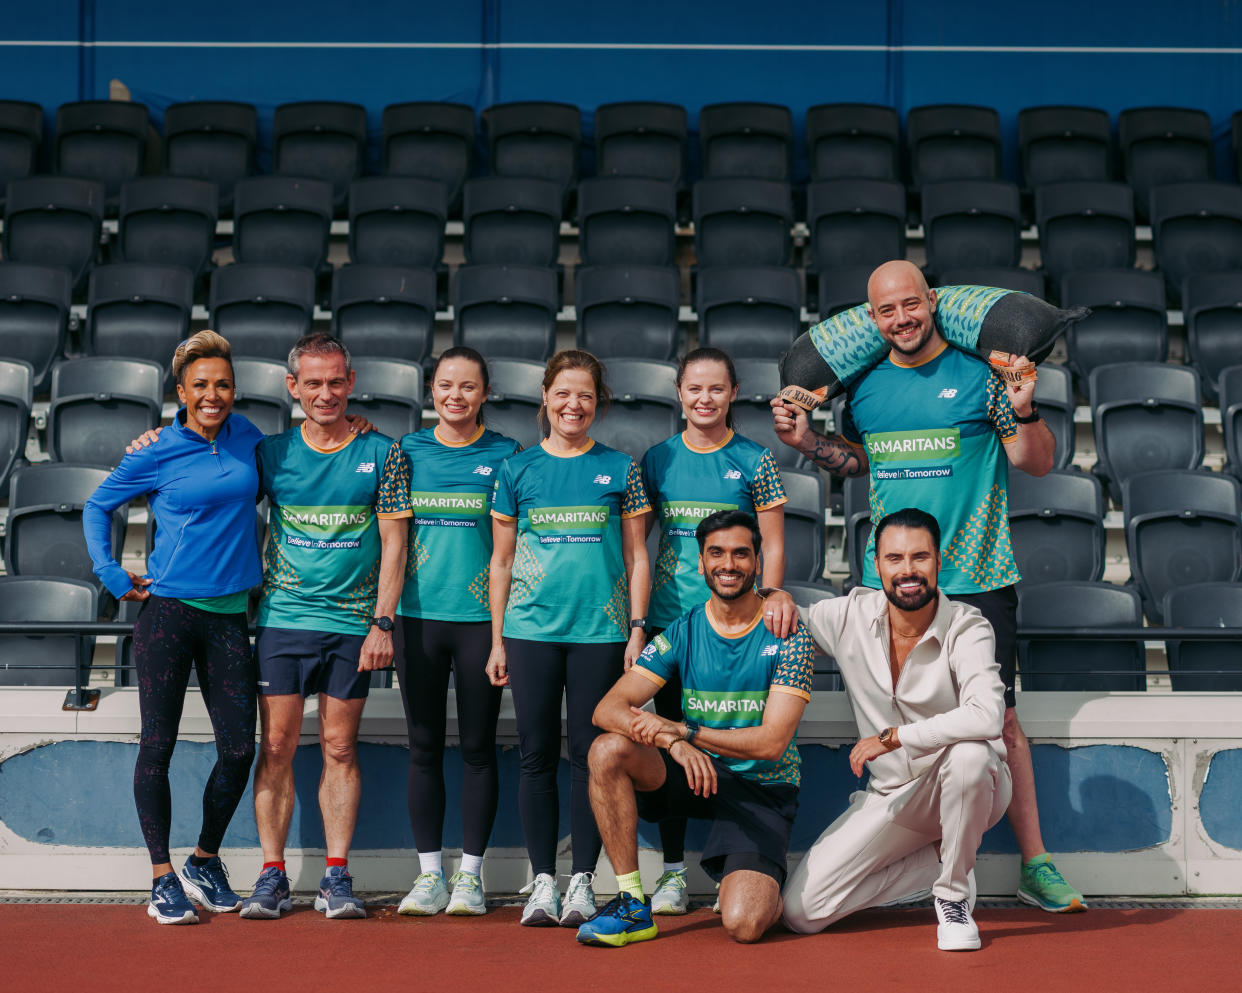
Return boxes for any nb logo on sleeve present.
[592,474,612,485]
[723,469,742,480]
[937,389,958,399]
[472,465,494,476]
[356,462,376,473]
[760,644,779,656]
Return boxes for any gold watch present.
[878,727,898,750]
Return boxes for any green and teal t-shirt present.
[257,426,412,635]
[491,439,651,643]
[397,424,521,623]
[633,603,815,786]
[841,342,1021,594]
[642,430,787,628]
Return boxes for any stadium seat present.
[381,101,475,213]
[232,357,294,437]
[1118,106,1214,220]
[730,357,802,470]
[805,103,901,182]
[695,265,801,358]
[162,101,257,214]
[1181,270,1242,401]
[0,359,32,495]
[1060,269,1168,387]
[698,102,794,182]
[785,579,843,690]
[1018,106,1113,188]
[115,177,218,282]
[920,180,1022,277]
[779,467,826,582]
[348,176,448,269]
[906,105,1002,187]
[47,357,163,465]
[815,265,872,318]
[1089,362,1203,504]
[0,262,72,392]
[1123,469,1242,622]
[3,176,105,293]
[5,462,125,589]
[806,179,906,271]
[349,357,424,440]
[53,100,149,209]
[1034,181,1136,286]
[482,101,581,198]
[0,101,43,210]
[1150,182,1242,303]
[84,263,192,380]
[842,472,872,590]
[1016,581,1146,691]
[1008,468,1106,585]
[693,178,793,268]
[232,175,333,271]
[593,358,680,460]
[330,264,436,365]
[272,101,367,212]
[1032,362,1076,469]
[576,177,677,267]
[602,356,678,400]
[938,267,1046,299]
[593,102,687,186]
[452,263,558,361]
[484,357,545,450]
[208,263,316,363]
[1222,365,1242,481]
[1162,582,1242,691]
[0,576,98,687]
[574,264,680,360]
[462,176,562,267]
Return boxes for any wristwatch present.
[1013,403,1040,424]
[630,618,648,630]
[370,615,394,633]
[878,726,899,750]
[682,719,700,744]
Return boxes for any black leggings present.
[132,596,256,865]
[652,660,688,864]
[399,616,502,857]
[505,638,625,876]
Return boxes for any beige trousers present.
[783,740,1011,934]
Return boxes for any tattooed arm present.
[770,399,869,477]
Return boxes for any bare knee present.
[320,733,358,767]
[259,729,299,765]
[723,911,770,944]
[588,731,634,775]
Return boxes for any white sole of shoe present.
[177,869,241,913]
[651,902,688,916]
[520,908,560,927]
[1016,888,1086,913]
[314,896,367,919]
[239,898,292,920]
[937,932,981,952]
[446,900,486,916]
[147,902,198,925]
[397,899,447,916]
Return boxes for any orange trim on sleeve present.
[631,665,667,689]
[490,510,518,522]
[377,509,413,520]
[754,496,789,512]
[620,506,652,520]
[769,684,811,702]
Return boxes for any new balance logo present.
[723,469,742,480]
[356,462,376,473]
[472,465,494,476]
[760,644,779,656]
[593,474,612,485]
[937,389,958,399]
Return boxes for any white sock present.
[418,851,443,876]
[459,853,484,876]
[663,861,685,874]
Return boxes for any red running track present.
[5,903,1237,993]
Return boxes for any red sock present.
[262,860,286,874]
[325,857,348,869]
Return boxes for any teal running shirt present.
[491,440,651,643]
[397,424,521,623]
[257,427,412,635]
[633,603,815,786]
[642,431,787,628]
[841,342,1021,594]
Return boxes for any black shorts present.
[254,626,371,700]
[637,751,798,885]
[949,585,1017,709]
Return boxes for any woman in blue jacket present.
[84,330,263,926]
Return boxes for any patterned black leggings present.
[132,596,256,865]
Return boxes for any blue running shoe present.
[576,891,657,947]
[314,865,366,919]
[240,866,293,920]
[148,871,199,925]
[178,855,242,912]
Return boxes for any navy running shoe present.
[240,866,293,920]
[576,892,657,947]
[148,871,199,925]
[314,865,366,919]
[178,855,242,912]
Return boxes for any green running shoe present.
[651,868,689,915]
[1017,854,1087,913]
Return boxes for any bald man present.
[772,261,1086,914]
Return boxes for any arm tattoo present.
[801,430,866,477]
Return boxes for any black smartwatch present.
[682,719,699,744]
[370,615,394,633]
[1013,403,1040,424]
[630,618,648,631]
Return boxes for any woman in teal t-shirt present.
[487,349,651,930]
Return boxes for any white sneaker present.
[711,882,721,914]
[519,872,561,927]
[398,871,449,915]
[651,868,689,915]
[446,870,487,916]
[559,871,596,927]
[934,897,981,951]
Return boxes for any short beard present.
[887,322,933,356]
[884,577,937,612]
[707,570,756,601]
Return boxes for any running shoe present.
[239,866,292,920]
[934,896,980,951]
[148,871,199,925]
[1016,854,1086,913]
[576,892,658,947]
[650,868,689,916]
[446,870,487,916]
[398,871,449,916]
[519,872,561,926]
[178,855,242,912]
[712,882,721,914]
[314,865,366,919]
[559,871,597,928]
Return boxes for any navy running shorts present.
[254,626,372,700]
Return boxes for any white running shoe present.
[651,868,689,915]
[934,896,981,951]
[398,871,449,915]
[711,882,721,914]
[559,871,596,928]
[519,872,561,927]
[446,870,487,916]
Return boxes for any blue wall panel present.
[1200,748,1242,851]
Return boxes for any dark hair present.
[695,509,762,555]
[288,332,351,378]
[676,347,738,429]
[173,329,233,386]
[538,349,611,435]
[873,507,941,555]
[432,346,490,425]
